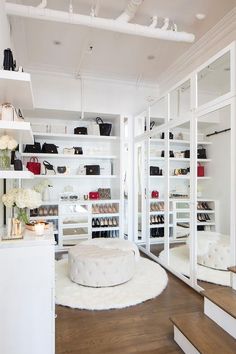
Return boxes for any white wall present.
[31,72,158,116]
[0,0,11,67]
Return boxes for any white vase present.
[42,187,50,202]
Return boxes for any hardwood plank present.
[171,312,236,354]
[228,266,236,274]
[56,270,202,354]
[203,287,236,319]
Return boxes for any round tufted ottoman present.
[68,239,139,287]
[197,235,230,271]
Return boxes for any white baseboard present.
[174,326,200,354]
[204,298,236,339]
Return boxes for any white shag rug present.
[55,257,168,310]
[159,245,231,286]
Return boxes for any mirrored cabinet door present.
[197,50,231,107]
[196,104,232,289]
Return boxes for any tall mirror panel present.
[196,105,231,289]
[160,120,191,282]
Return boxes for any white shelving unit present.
[33,132,119,142]
[0,170,33,179]
[0,70,34,109]
[21,113,124,249]
[0,121,33,144]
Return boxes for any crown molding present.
[158,7,236,93]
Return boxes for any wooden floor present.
[56,268,203,354]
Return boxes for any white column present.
[0,0,11,67]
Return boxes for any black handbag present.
[57,166,67,174]
[161,150,174,158]
[74,147,83,155]
[161,132,174,139]
[24,142,42,153]
[150,166,159,176]
[14,159,23,171]
[42,143,58,154]
[184,150,190,158]
[96,117,112,136]
[3,48,15,71]
[197,147,207,159]
[74,127,88,135]
[43,161,56,175]
[85,165,100,175]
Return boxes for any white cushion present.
[186,232,230,270]
[68,239,139,287]
[197,235,230,271]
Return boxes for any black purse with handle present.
[96,117,112,136]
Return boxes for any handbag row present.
[150,165,205,177]
[157,148,207,159]
[24,143,83,155]
[26,158,110,176]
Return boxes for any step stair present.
[228,266,236,290]
[203,287,236,339]
[170,312,236,354]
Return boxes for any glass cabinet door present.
[169,79,191,123]
[197,50,231,107]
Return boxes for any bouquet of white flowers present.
[0,135,18,151]
[2,188,42,224]
[0,135,18,170]
[34,179,53,193]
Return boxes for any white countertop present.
[0,227,55,248]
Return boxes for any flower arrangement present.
[0,135,18,170]
[34,179,53,194]
[2,188,42,224]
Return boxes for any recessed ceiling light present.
[53,40,62,46]
[147,55,155,60]
[196,13,206,20]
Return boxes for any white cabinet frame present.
[134,41,236,292]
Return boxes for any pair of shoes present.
[150,215,164,224]
[92,217,118,228]
[92,204,118,214]
[197,213,211,222]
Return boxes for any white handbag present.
[0,103,19,121]
[88,122,100,136]
[63,148,75,155]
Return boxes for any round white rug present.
[159,245,231,286]
[55,257,168,310]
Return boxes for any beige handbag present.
[63,148,75,155]
[0,103,23,121]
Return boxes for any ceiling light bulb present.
[196,13,206,20]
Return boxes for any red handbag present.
[89,192,100,200]
[197,163,205,177]
[26,157,41,175]
[152,190,159,198]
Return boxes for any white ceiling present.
[7,0,236,84]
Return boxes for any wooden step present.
[170,312,236,354]
[203,288,236,319]
[228,266,236,274]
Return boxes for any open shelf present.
[21,153,118,160]
[92,227,119,232]
[34,175,118,179]
[0,121,33,144]
[0,170,33,179]
[33,132,119,142]
[0,70,34,109]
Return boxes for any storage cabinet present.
[0,230,55,354]
[134,42,236,291]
